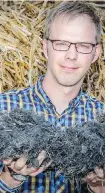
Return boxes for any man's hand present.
[82,167,105,193]
[0,151,51,188]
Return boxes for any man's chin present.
[55,76,84,88]
[57,81,78,87]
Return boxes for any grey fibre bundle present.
[0,109,105,180]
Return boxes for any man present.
[0,1,104,193]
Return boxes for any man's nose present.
[65,44,77,60]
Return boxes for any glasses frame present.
[47,38,98,54]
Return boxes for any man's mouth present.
[60,65,79,72]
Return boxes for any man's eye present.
[79,44,90,48]
[56,42,66,46]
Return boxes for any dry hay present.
[0,1,105,102]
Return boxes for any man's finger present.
[3,159,13,165]
[94,167,104,179]
[82,172,95,182]
[29,160,52,177]
[14,156,28,170]
[30,166,45,177]
[37,150,47,166]
[38,157,51,168]
[43,160,52,170]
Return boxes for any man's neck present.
[42,76,82,114]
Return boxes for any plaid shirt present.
[0,75,104,193]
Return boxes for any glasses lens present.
[53,41,69,51]
[76,43,93,53]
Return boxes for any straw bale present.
[0,1,105,102]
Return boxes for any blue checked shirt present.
[0,75,104,193]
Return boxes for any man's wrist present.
[0,171,24,189]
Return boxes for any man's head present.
[43,1,101,88]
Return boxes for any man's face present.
[43,15,101,87]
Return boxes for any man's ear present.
[91,44,102,63]
[42,39,48,59]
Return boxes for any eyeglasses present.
[47,39,98,54]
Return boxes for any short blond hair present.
[44,1,101,43]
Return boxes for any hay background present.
[0,1,105,102]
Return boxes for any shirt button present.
[58,118,61,122]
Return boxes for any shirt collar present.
[35,75,53,106]
[69,89,82,109]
